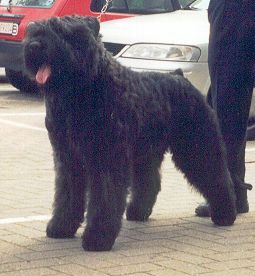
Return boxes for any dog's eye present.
[29,41,42,53]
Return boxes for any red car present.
[0,0,182,92]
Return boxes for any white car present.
[100,0,255,139]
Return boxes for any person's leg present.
[196,0,254,217]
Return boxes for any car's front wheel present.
[247,117,255,141]
[5,68,38,93]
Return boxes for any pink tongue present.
[36,65,51,85]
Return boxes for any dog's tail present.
[172,69,184,76]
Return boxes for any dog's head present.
[23,15,102,89]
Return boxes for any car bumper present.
[116,57,211,95]
[0,39,23,71]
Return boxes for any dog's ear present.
[69,16,100,38]
[85,16,100,38]
[173,69,184,76]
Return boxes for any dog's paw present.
[210,205,237,226]
[46,218,79,238]
[126,205,152,221]
[82,228,115,251]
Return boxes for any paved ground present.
[0,80,255,276]
[0,68,5,82]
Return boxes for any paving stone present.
[52,264,110,276]
[199,268,255,276]
[99,263,161,275]
[209,250,255,262]
[150,269,191,276]
[203,259,255,271]
[1,267,61,276]
[16,248,83,261]
[0,258,67,274]
[155,259,213,274]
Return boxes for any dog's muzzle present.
[24,40,51,85]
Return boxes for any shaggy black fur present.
[23,15,236,251]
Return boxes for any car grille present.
[103,42,126,56]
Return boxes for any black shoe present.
[235,183,251,213]
[195,182,252,218]
[195,202,211,217]
[236,198,249,213]
[195,200,249,217]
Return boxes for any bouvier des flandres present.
[23,15,236,251]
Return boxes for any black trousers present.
[207,0,255,199]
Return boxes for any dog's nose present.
[29,41,42,53]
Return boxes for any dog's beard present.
[36,65,51,85]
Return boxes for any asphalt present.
[0,74,255,276]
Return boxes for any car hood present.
[100,10,209,47]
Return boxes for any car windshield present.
[91,0,208,14]
[0,0,55,7]
[92,0,187,14]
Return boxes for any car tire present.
[5,68,38,93]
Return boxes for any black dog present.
[23,16,236,251]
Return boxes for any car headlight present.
[121,44,201,62]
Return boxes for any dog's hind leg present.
[126,153,164,221]
[46,139,86,238]
[169,98,236,226]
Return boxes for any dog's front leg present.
[82,168,129,251]
[46,132,87,239]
